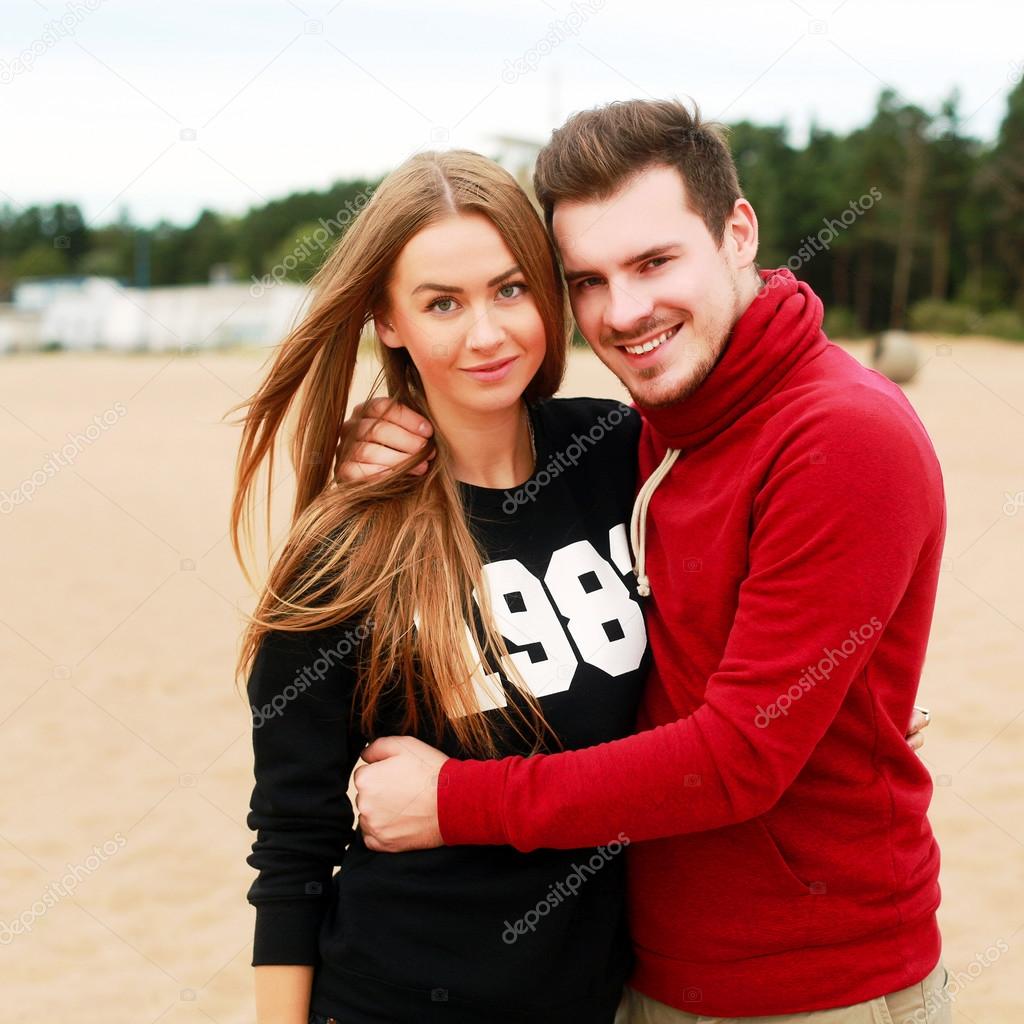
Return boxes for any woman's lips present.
[461,356,519,383]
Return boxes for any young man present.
[345,100,948,1022]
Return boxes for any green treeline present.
[2,84,1022,339]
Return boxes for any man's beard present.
[626,344,724,407]
[626,274,743,409]
[626,315,731,408]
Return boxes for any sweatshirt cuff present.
[437,756,513,847]
[251,899,327,965]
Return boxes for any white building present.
[3,276,311,353]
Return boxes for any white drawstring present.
[630,447,681,597]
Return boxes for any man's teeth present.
[624,326,676,355]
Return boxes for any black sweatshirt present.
[245,397,650,1023]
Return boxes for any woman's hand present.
[907,705,931,752]
[354,736,449,852]
[334,398,434,483]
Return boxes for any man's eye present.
[577,278,602,291]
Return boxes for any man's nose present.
[604,282,654,336]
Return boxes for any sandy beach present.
[1,336,1021,1022]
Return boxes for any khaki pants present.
[614,962,951,1024]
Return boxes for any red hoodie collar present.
[638,268,829,451]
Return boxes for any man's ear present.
[374,313,402,350]
[725,198,759,271]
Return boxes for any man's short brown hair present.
[533,97,742,245]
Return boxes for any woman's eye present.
[429,297,456,313]
[498,282,527,299]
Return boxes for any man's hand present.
[907,705,931,752]
[335,398,434,483]
[353,712,927,854]
[354,736,450,852]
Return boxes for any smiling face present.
[554,164,760,408]
[377,212,548,424]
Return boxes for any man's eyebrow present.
[625,244,679,266]
[562,244,679,284]
[412,265,522,295]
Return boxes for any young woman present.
[230,150,650,1023]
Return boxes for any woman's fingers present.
[908,707,931,736]
[905,706,931,753]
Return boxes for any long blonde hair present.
[228,151,568,756]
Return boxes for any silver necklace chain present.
[525,406,536,468]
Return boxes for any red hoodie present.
[437,269,946,1016]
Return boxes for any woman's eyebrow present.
[412,265,521,295]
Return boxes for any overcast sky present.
[2,0,1021,228]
